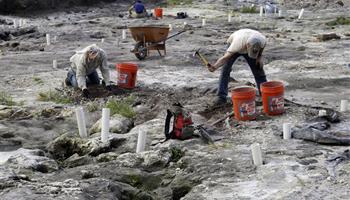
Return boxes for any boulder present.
[140,149,172,170]
[89,114,134,134]
[5,148,59,173]
[46,133,127,160]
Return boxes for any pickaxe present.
[193,49,209,66]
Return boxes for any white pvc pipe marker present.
[260,6,263,17]
[75,107,88,138]
[228,14,232,22]
[52,60,57,69]
[101,108,110,143]
[46,34,51,46]
[278,10,282,17]
[122,29,126,40]
[136,129,147,153]
[340,100,348,112]
[251,143,263,166]
[169,24,172,31]
[298,8,304,19]
[283,123,292,140]
[202,18,206,26]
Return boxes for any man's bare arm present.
[209,51,235,72]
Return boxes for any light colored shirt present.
[70,45,110,90]
[226,29,266,54]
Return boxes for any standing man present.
[207,29,267,106]
[65,44,111,98]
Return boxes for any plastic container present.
[116,63,138,89]
[261,81,284,115]
[231,87,256,121]
[154,8,163,18]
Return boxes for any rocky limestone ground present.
[0,0,350,199]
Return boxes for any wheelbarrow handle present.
[165,30,186,41]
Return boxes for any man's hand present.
[207,63,216,72]
[82,88,90,98]
[256,58,263,70]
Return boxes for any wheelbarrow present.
[129,25,186,60]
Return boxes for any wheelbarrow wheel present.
[134,42,147,60]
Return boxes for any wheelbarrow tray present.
[129,26,170,43]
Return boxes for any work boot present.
[64,77,71,87]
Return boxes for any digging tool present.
[193,49,209,66]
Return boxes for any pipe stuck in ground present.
[298,8,304,19]
[251,143,263,166]
[283,123,292,140]
[101,108,110,143]
[122,29,126,40]
[340,100,348,112]
[52,60,57,69]
[75,107,88,138]
[136,129,147,153]
[46,34,51,46]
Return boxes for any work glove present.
[105,85,112,91]
[82,88,90,98]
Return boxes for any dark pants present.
[218,53,267,100]
[67,69,100,88]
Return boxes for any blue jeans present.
[218,53,267,100]
[67,69,100,88]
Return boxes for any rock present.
[63,153,93,168]
[89,114,134,134]
[0,105,15,119]
[316,32,341,41]
[47,133,127,160]
[46,133,86,161]
[0,165,21,189]
[114,153,143,168]
[5,148,59,173]
[140,149,171,170]
[81,170,95,179]
[170,175,195,200]
[96,152,119,162]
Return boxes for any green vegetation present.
[106,96,135,118]
[0,91,16,106]
[240,6,258,13]
[326,17,350,26]
[167,0,192,6]
[170,147,184,162]
[33,77,44,84]
[37,90,73,104]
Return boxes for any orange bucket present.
[116,63,138,89]
[154,7,163,18]
[261,81,285,115]
[231,87,256,121]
